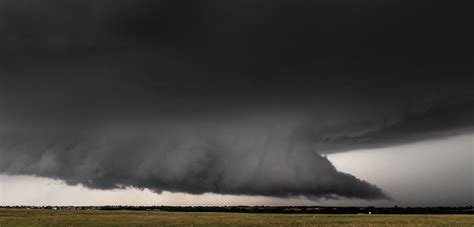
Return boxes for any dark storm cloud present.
[0,120,387,199]
[0,0,472,200]
[312,99,474,154]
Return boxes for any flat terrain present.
[1,209,473,226]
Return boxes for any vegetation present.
[2,205,473,214]
[1,209,474,226]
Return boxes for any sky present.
[0,0,472,206]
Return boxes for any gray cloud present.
[311,99,474,154]
[0,0,472,201]
[0,116,388,200]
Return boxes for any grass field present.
[1,209,473,226]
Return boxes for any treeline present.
[2,206,473,214]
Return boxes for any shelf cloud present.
[0,0,471,200]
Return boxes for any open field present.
[1,209,474,226]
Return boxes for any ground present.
[1,209,474,226]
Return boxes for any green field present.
[1,209,473,226]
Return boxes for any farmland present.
[1,209,474,226]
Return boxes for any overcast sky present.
[0,0,472,206]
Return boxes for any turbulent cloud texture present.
[0,0,472,200]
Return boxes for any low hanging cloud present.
[0,116,388,200]
[0,0,472,200]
